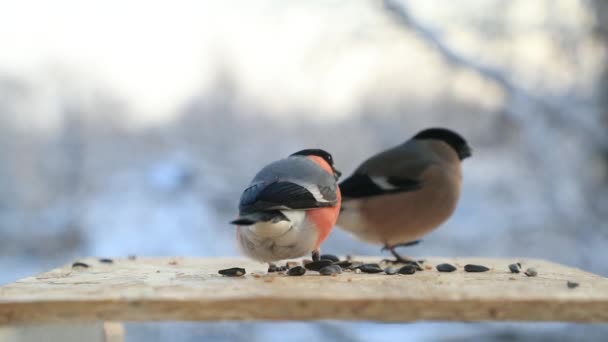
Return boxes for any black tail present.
[229,210,288,226]
[230,218,256,226]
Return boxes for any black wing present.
[339,173,423,199]
[239,181,334,215]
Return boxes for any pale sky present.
[0,0,594,129]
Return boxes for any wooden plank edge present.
[1,297,607,324]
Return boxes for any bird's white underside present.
[237,210,319,263]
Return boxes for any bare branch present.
[382,0,607,149]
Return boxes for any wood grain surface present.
[1,257,606,324]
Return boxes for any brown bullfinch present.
[337,128,472,263]
[230,149,342,268]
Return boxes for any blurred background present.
[1,0,607,340]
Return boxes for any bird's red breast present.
[306,155,342,248]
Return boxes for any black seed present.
[436,263,457,272]
[287,266,306,276]
[398,265,417,275]
[408,261,424,271]
[72,262,90,268]
[320,265,342,275]
[267,265,278,273]
[304,260,333,272]
[320,254,340,262]
[358,264,384,274]
[508,263,520,273]
[354,263,380,269]
[524,268,538,277]
[286,261,299,269]
[464,264,490,272]
[347,261,365,270]
[384,266,398,275]
[333,260,352,268]
[417,259,426,264]
[567,281,579,289]
[99,258,114,264]
[218,267,246,277]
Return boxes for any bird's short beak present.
[461,146,473,160]
[333,167,342,180]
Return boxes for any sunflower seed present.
[287,266,306,276]
[333,260,352,268]
[218,267,246,277]
[304,260,333,272]
[358,264,384,273]
[72,262,90,268]
[320,254,340,262]
[464,264,490,272]
[508,263,520,273]
[286,261,299,269]
[524,268,538,277]
[567,281,579,289]
[384,266,398,275]
[320,265,342,275]
[98,258,114,264]
[398,265,417,274]
[436,263,457,272]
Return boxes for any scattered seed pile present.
[215,256,561,281]
[65,256,581,290]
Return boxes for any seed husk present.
[398,265,417,274]
[524,268,538,277]
[72,262,90,268]
[384,266,398,275]
[358,264,384,274]
[320,265,342,275]
[218,267,246,277]
[508,263,520,273]
[436,263,457,272]
[320,254,340,262]
[333,260,352,268]
[286,261,299,269]
[355,263,380,269]
[287,266,306,276]
[464,264,490,272]
[99,258,114,264]
[347,261,364,270]
[567,281,579,289]
[304,260,333,272]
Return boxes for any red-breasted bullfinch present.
[230,149,342,268]
[337,128,472,263]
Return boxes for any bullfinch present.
[230,149,342,268]
[337,128,472,263]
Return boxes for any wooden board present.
[0,257,607,324]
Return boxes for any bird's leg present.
[311,249,320,262]
[381,241,421,264]
[381,240,422,250]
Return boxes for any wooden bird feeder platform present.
[1,257,607,341]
